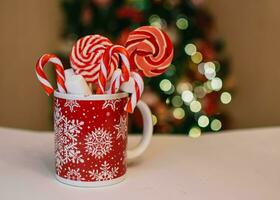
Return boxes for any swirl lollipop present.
[125,26,174,77]
[70,35,119,84]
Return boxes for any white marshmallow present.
[64,69,92,95]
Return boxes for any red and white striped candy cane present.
[120,71,144,113]
[35,54,66,95]
[108,68,122,94]
[97,45,130,94]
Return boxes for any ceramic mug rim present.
[54,91,128,101]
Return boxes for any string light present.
[176,18,188,30]
[173,108,185,120]
[220,92,232,104]
[210,119,222,131]
[184,44,197,56]
[190,100,201,112]
[181,90,194,103]
[191,52,203,64]
[189,127,201,138]
[198,115,209,127]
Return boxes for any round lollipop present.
[70,35,119,84]
[125,26,174,77]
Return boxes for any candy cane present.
[120,71,144,113]
[97,45,130,94]
[108,68,122,94]
[35,54,66,95]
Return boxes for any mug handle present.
[127,100,153,162]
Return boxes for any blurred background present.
[0,0,280,135]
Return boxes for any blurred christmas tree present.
[59,0,233,135]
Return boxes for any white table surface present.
[0,127,280,200]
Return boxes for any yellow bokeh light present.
[159,79,172,92]
[191,52,203,64]
[189,127,201,138]
[190,101,202,113]
[220,92,232,104]
[176,18,188,30]
[173,108,185,120]
[198,115,209,127]
[152,114,158,126]
[211,119,222,131]
[184,44,197,56]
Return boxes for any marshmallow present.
[64,69,92,95]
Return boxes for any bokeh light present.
[204,62,216,80]
[191,52,203,64]
[159,79,172,92]
[210,119,222,131]
[210,77,223,91]
[198,115,209,127]
[177,82,192,94]
[220,92,232,104]
[184,43,197,56]
[165,85,175,95]
[176,18,188,30]
[166,98,170,104]
[194,86,206,98]
[172,95,184,107]
[173,108,185,120]
[152,114,158,126]
[190,100,202,112]
[149,14,164,28]
[181,90,194,103]
[189,127,201,138]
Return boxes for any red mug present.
[53,91,153,187]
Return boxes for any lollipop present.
[35,54,67,95]
[125,26,174,77]
[97,45,130,94]
[70,35,119,84]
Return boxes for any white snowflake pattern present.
[54,101,85,175]
[64,100,80,112]
[102,99,120,111]
[84,128,112,159]
[114,115,127,140]
[66,168,83,181]
[88,161,119,181]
